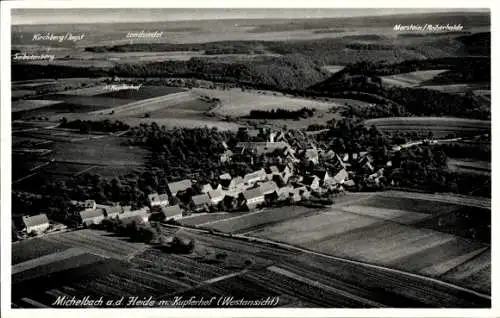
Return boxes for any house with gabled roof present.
[148,193,169,208]
[168,179,192,197]
[222,176,244,190]
[191,193,211,212]
[208,188,226,205]
[243,187,265,210]
[243,168,267,186]
[103,205,122,219]
[79,209,105,227]
[259,181,279,196]
[22,214,50,235]
[161,205,183,221]
[118,207,149,225]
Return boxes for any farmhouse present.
[303,175,320,190]
[236,141,292,157]
[259,181,279,196]
[161,205,184,221]
[243,187,265,210]
[191,193,211,212]
[221,176,244,190]
[201,183,222,194]
[22,214,50,235]
[103,205,122,219]
[208,188,226,205]
[243,169,267,186]
[148,193,169,208]
[168,179,193,197]
[79,209,105,227]
[222,191,243,210]
[118,207,150,225]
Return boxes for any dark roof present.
[79,209,104,220]
[192,193,211,206]
[23,214,49,228]
[303,175,319,186]
[169,179,192,195]
[161,205,183,218]
[312,170,328,179]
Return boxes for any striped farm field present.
[340,205,430,224]
[201,205,318,234]
[381,69,448,87]
[250,192,490,292]
[12,238,71,265]
[12,247,87,275]
[42,229,148,260]
[356,195,462,215]
[12,99,64,113]
[364,117,490,138]
[441,248,490,293]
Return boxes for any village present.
[17,126,386,238]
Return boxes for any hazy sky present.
[12,8,488,25]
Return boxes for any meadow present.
[380,70,449,87]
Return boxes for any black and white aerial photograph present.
[2,2,494,314]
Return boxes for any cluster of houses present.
[19,127,381,238]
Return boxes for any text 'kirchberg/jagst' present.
[32,33,85,42]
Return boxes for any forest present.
[246,107,316,120]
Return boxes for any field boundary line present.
[160,223,491,301]
[437,247,491,278]
[196,208,265,227]
[382,190,490,209]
